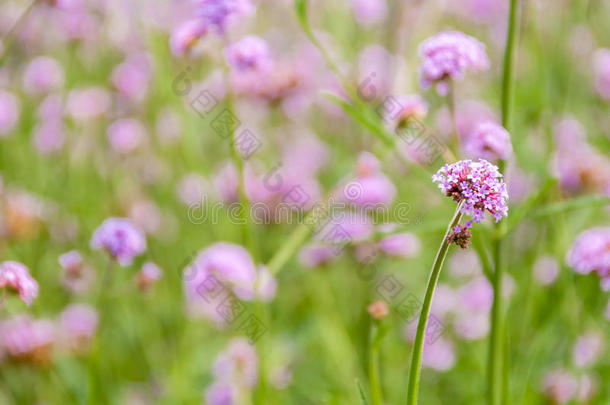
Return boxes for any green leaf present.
[323,92,394,146]
[529,194,610,218]
[355,379,370,405]
[294,0,309,33]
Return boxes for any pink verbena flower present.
[0,316,54,364]
[419,31,490,94]
[593,48,610,100]
[432,159,508,223]
[463,121,512,161]
[194,0,254,34]
[224,36,273,72]
[169,19,208,57]
[0,261,39,306]
[90,218,147,266]
[58,303,98,353]
[567,227,610,289]
[213,337,258,387]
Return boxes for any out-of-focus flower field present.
[0,0,609,404]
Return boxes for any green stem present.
[446,80,461,158]
[369,324,383,405]
[266,219,314,275]
[405,202,464,405]
[489,0,519,403]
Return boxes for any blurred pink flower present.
[572,331,604,369]
[0,90,20,137]
[111,53,151,103]
[533,255,559,286]
[0,261,39,306]
[66,87,111,122]
[224,36,273,72]
[457,276,493,313]
[0,316,54,364]
[90,218,147,266]
[463,121,512,161]
[298,243,337,268]
[593,48,610,100]
[350,0,387,27]
[155,108,182,145]
[357,45,392,100]
[128,199,162,236]
[386,94,429,128]
[136,262,162,292]
[419,31,489,94]
[59,250,95,294]
[542,369,578,404]
[170,19,207,57]
[340,152,396,208]
[378,232,421,258]
[422,337,455,371]
[177,173,210,206]
[58,303,98,353]
[567,227,610,290]
[107,118,147,154]
[454,311,489,340]
[213,337,258,387]
[195,0,254,34]
[33,120,65,155]
[22,56,65,95]
[205,381,235,405]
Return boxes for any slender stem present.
[405,202,464,405]
[220,42,255,256]
[369,324,383,405]
[446,80,461,158]
[489,0,519,404]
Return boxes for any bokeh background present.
[0,0,609,404]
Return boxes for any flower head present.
[224,36,273,72]
[169,19,208,57]
[463,121,512,161]
[0,261,39,305]
[90,218,147,266]
[419,31,489,94]
[567,227,610,289]
[194,0,254,34]
[0,316,54,364]
[432,159,508,223]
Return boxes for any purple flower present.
[169,19,208,57]
[533,255,559,286]
[224,36,273,72]
[542,369,578,404]
[463,121,512,161]
[22,56,65,96]
[593,48,610,100]
[111,53,151,102]
[66,87,111,122]
[205,382,235,405]
[0,316,54,364]
[572,331,604,369]
[33,120,65,155]
[432,159,509,223]
[567,227,610,289]
[378,232,421,257]
[419,31,490,94]
[0,261,39,306]
[350,0,387,27]
[90,218,147,266]
[422,337,455,371]
[213,337,258,387]
[106,118,147,154]
[298,243,337,268]
[340,152,396,208]
[194,0,254,34]
[58,303,98,352]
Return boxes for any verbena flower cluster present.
[419,31,490,94]
[432,159,509,223]
[0,261,39,306]
[567,227,610,290]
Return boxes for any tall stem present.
[369,324,383,405]
[489,0,519,404]
[405,202,464,405]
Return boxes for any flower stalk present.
[405,201,464,405]
[488,0,519,403]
